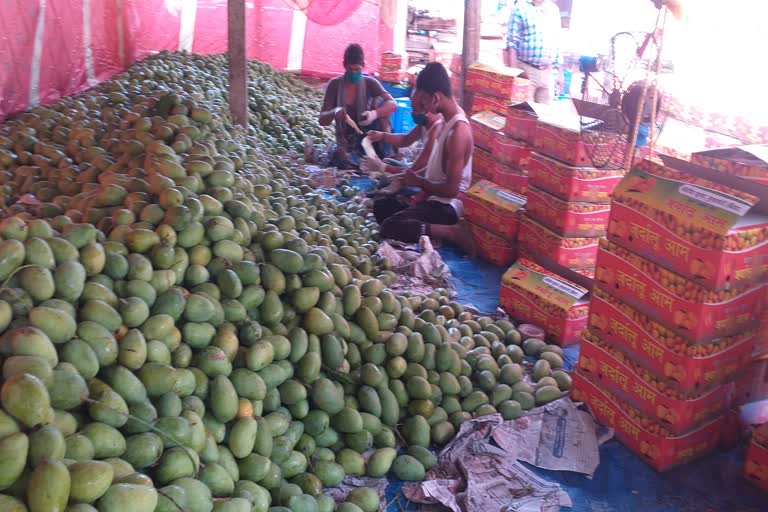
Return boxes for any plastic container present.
[382,83,411,98]
[391,98,415,134]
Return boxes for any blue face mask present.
[412,113,428,126]
[345,71,362,84]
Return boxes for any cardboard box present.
[470,112,507,151]
[471,93,509,116]
[572,371,727,472]
[588,287,755,393]
[465,63,531,101]
[744,429,768,492]
[499,258,590,346]
[379,71,406,83]
[492,161,529,196]
[468,222,517,267]
[692,145,768,187]
[526,186,611,237]
[533,117,623,168]
[505,102,539,143]
[492,132,532,168]
[380,52,406,71]
[518,216,599,269]
[450,54,462,75]
[595,239,765,341]
[578,334,736,435]
[472,146,496,181]
[464,180,526,240]
[735,357,768,405]
[755,308,768,359]
[573,267,596,280]
[609,161,768,290]
[528,152,624,203]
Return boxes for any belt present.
[519,60,551,70]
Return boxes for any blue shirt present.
[507,0,561,68]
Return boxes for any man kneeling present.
[372,63,475,257]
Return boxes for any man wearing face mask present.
[319,43,397,169]
[371,63,475,257]
[360,92,444,177]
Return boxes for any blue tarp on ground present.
[436,246,768,512]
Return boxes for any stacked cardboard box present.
[573,158,768,471]
[745,423,768,491]
[463,180,526,267]
[379,52,407,83]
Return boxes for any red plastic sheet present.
[0,0,393,121]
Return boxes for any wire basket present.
[579,106,630,170]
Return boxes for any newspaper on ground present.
[492,398,605,478]
[377,236,456,297]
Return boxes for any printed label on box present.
[578,334,736,435]
[594,240,765,341]
[464,180,526,240]
[502,258,588,310]
[572,371,727,472]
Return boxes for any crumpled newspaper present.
[491,398,606,478]
[377,236,455,297]
[402,400,606,512]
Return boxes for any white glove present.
[360,156,386,175]
[359,110,379,127]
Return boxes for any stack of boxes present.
[379,52,407,84]
[498,100,625,346]
[462,63,532,267]
[572,157,768,471]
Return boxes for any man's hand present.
[360,156,386,175]
[334,107,347,123]
[359,110,379,127]
[402,170,422,187]
[366,130,385,143]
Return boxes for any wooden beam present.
[461,0,481,110]
[228,0,248,128]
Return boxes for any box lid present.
[467,180,526,212]
[502,257,589,310]
[692,145,768,176]
[468,62,524,78]
[614,159,766,234]
[470,111,506,132]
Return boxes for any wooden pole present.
[461,0,481,110]
[228,0,248,128]
[647,9,668,158]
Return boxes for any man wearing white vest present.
[372,63,475,257]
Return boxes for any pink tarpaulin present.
[0,0,394,121]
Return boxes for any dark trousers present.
[373,197,458,243]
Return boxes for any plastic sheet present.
[0,0,394,120]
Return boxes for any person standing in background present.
[503,0,563,104]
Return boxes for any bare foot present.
[432,221,477,259]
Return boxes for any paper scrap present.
[377,237,456,297]
[361,136,378,159]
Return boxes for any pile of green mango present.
[0,52,570,512]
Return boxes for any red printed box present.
[468,222,518,267]
[471,112,507,151]
[528,152,624,203]
[533,118,623,168]
[492,161,529,196]
[505,102,539,143]
[499,258,590,346]
[471,93,509,116]
[744,426,768,491]
[473,146,496,181]
[464,180,526,240]
[578,333,736,435]
[692,145,768,187]
[492,132,532,168]
[572,371,727,472]
[588,287,755,393]
[594,239,765,341]
[735,357,768,405]
[381,52,406,71]
[379,71,406,82]
[465,63,531,101]
[518,216,598,269]
[609,161,768,290]
[526,186,611,237]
